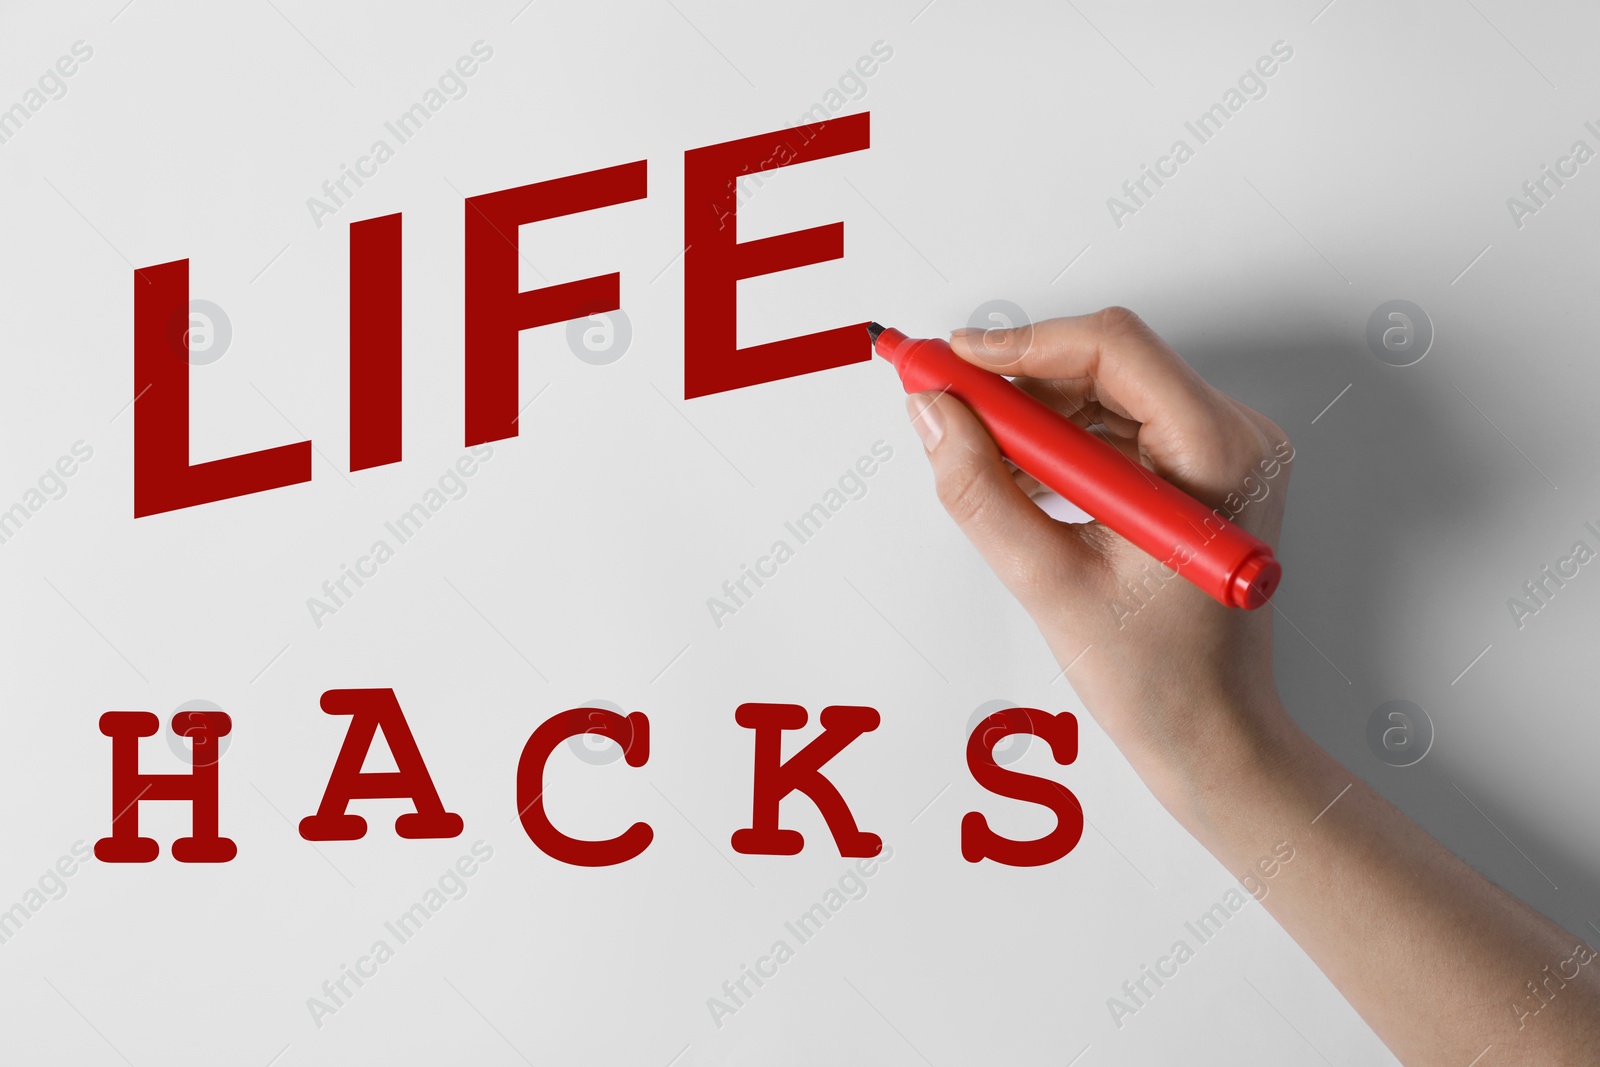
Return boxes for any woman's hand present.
[905,307,1297,793]
[906,306,1600,1065]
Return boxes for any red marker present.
[870,323,1281,609]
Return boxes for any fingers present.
[950,307,1217,432]
[1009,465,1045,498]
[950,307,1274,507]
[907,391,1106,613]
[1012,376,1144,439]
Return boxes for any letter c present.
[516,708,652,866]
[1155,155,1178,178]
[754,955,779,978]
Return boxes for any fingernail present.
[949,327,980,341]
[906,392,945,451]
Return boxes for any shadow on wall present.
[1183,298,1600,947]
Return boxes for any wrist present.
[1098,689,1313,829]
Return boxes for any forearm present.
[1113,698,1600,1065]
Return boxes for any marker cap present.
[1229,552,1281,610]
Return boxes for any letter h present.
[95,711,236,862]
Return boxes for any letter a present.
[299,688,463,840]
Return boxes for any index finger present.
[949,306,1219,433]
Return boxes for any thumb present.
[907,390,1105,616]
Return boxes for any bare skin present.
[904,307,1600,1065]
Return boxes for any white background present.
[0,1,1597,1064]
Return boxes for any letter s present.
[961,708,1082,866]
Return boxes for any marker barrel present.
[877,327,1279,609]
